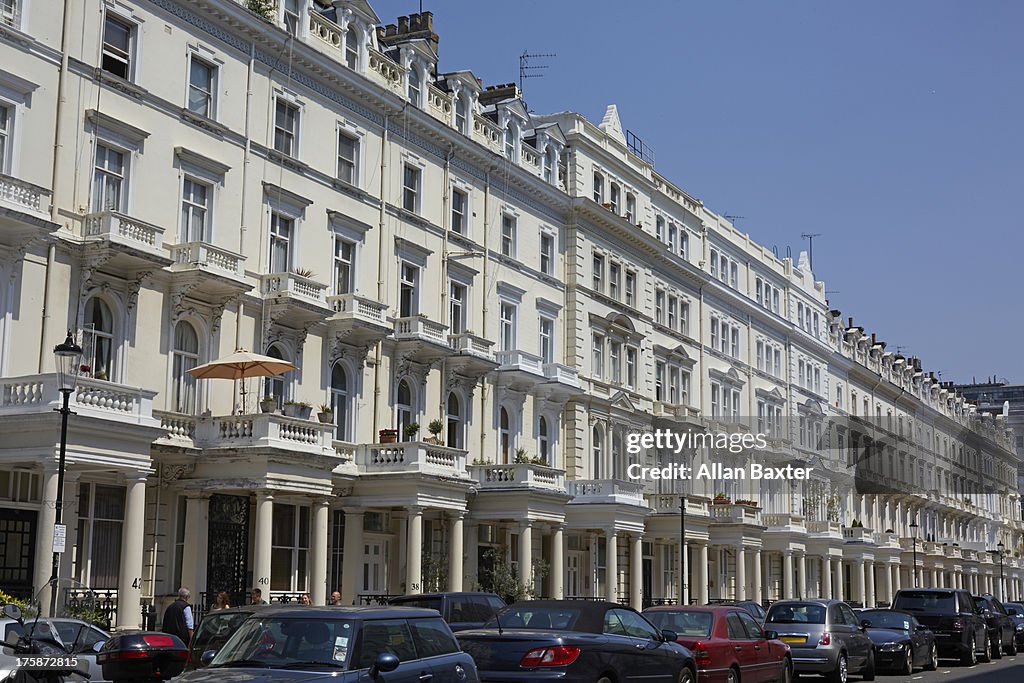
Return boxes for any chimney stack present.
[397,15,409,34]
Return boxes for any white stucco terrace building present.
[0,0,1020,629]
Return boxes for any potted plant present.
[283,401,313,420]
[403,422,420,440]
[379,428,399,444]
[426,419,444,444]
[317,403,334,423]
[94,370,108,381]
[292,267,316,279]
[712,492,731,505]
[260,396,277,413]
[514,447,530,464]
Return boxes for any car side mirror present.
[200,650,218,667]
[369,652,400,679]
[92,640,106,654]
[5,630,21,647]
[860,619,872,629]
[661,629,678,642]
[764,630,778,640]
[2,605,21,621]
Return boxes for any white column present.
[736,544,747,600]
[550,525,565,599]
[448,513,465,592]
[892,562,901,594]
[116,473,148,629]
[822,556,833,598]
[866,562,876,607]
[465,519,479,592]
[253,492,274,596]
[630,534,643,609]
[180,494,209,598]
[783,551,794,599]
[606,529,618,602]
[854,559,866,605]
[798,553,807,599]
[697,543,709,604]
[880,563,892,605]
[834,559,844,601]
[518,521,533,588]
[752,549,762,603]
[310,499,329,605]
[33,467,59,615]
[406,506,423,594]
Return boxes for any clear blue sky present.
[375,0,1024,384]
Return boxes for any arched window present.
[264,344,288,408]
[171,321,199,414]
[537,416,550,465]
[499,407,511,463]
[396,379,414,440]
[592,426,603,478]
[344,27,359,70]
[331,362,351,441]
[446,392,463,449]
[83,297,114,380]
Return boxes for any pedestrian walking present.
[162,587,194,645]
[250,588,268,605]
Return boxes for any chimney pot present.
[398,15,409,33]
[848,317,853,328]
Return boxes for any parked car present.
[176,605,480,683]
[1001,601,1024,648]
[856,609,937,674]
[457,600,697,683]
[644,605,792,683]
[891,588,989,665]
[31,617,111,682]
[187,605,263,670]
[764,599,875,683]
[388,592,506,631]
[973,594,1017,658]
[705,599,768,623]
[97,631,189,682]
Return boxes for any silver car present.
[0,615,109,682]
[765,600,875,683]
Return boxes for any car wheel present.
[598,677,613,683]
[862,649,875,681]
[778,659,793,683]
[902,647,914,676]
[978,633,991,663]
[727,667,740,683]
[958,634,974,667]
[925,643,938,671]
[991,633,1002,660]
[678,668,695,683]
[1006,633,1018,656]
[827,652,847,683]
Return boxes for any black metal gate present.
[205,494,250,606]
[0,508,37,600]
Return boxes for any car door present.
[959,592,986,650]
[738,610,779,683]
[839,604,871,670]
[407,616,473,683]
[725,611,761,683]
[611,608,678,683]
[51,619,107,681]
[352,618,428,683]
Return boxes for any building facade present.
[0,0,1020,629]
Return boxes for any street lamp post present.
[49,331,83,617]
[679,495,687,605]
[997,541,1005,600]
[910,518,919,588]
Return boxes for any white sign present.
[52,523,67,553]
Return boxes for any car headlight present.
[1015,624,1024,632]
[879,642,905,652]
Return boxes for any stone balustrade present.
[357,441,469,476]
[393,316,448,344]
[569,479,647,506]
[259,272,329,306]
[0,374,158,426]
[470,462,566,492]
[83,210,164,253]
[168,241,246,279]
[0,173,50,218]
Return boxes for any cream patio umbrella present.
[188,348,297,414]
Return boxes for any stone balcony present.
[942,544,962,559]
[763,513,807,533]
[645,493,709,516]
[356,441,469,478]
[874,531,901,548]
[447,332,498,379]
[391,316,450,364]
[470,462,566,493]
[807,520,843,537]
[81,210,173,273]
[259,272,332,328]
[155,411,336,456]
[710,502,762,525]
[2,374,159,427]
[494,349,547,391]
[0,173,57,245]
[166,241,250,302]
[568,479,647,507]
[326,293,390,347]
[842,526,875,543]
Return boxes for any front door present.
[206,494,250,605]
[566,551,585,597]
[361,541,387,597]
[0,508,36,600]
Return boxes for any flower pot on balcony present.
[317,411,333,423]
[260,398,277,414]
[379,428,399,444]
[283,403,313,420]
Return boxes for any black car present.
[973,595,1017,658]
[857,609,938,674]
[176,605,480,683]
[706,599,768,623]
[457,600,697,683]
[388,592,506,631]
[187,605,266,669]
[1001,601,1024,648]
[891,588,989,665]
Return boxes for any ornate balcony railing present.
[260,272,329,307]
[842,527,875,543]
[83,210,164,252]
[393,316,448,344]
[357,441,468,476]
[168,241,245,279]
[1,374,158,426]
[495,349,544,375]
[710,503,762,524]
[0,173,50,218]
[470,463,566,492]
[763,513,806,532]
[328,293,388,323]
[165,413,338,455]
[807,521,843,535]
[568,479,647,506]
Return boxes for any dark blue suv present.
[177,605,479,683]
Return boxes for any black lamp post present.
[49,331,82,616]
[910,517,919,588]
[679,495,687,605]
[997,541,1005,600]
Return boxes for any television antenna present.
[519,51,556,94]
[723,214,745,224]
[801,232,822,270]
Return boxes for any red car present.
[645,606,792,683]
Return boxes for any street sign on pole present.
[52,523,66,553]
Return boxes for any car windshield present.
[644,611,713,637]
[766,604,826,625]
[192,611,253,658]
[487,607,581,630]
[893,591,955,612]
[210,617,356,670]
[1003,603,1024,616]
[861,611,912,631]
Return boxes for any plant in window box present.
[426,419,444,444]
[403,422,420,440]
[317,403,334,424]
[471,457,492,465]
[93,370,108,381]
[292,267,316,279]
[513,447,530,464]
[283,400,313,420]
[379,428,399,444]
[712,492,731,505]
[260,396,278,414]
